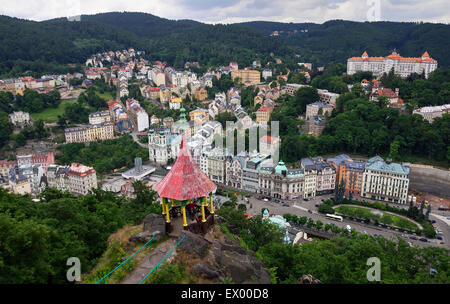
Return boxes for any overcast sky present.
[1,0,449,24]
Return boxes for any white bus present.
[325,214,343,222]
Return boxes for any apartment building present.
[361,156,410,205]
[88,111,111,125]
[67,163,97,196]
[64,122,114,143]
[242,154,272,193]
[208,148,227,185]
[225,154,248,189]
[256,107,270,123]
[231,70,261,86]
[305,102,334,119]
[301,157,336,195]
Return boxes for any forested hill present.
[242,20,450,68]
[1,12,450,77]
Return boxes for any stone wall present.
[409,165,450,198]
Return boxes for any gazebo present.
[154,138,217,234]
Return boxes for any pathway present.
[120,238,178,284]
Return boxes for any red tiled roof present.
[155,138,216,201]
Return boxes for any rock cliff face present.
[177,231,271,284]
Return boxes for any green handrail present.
[96,232,157,284]
[139,235,185,284]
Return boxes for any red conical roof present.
[154,138,217,201]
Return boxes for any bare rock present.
[178,231,211,258]
[298,274,322,284]
[143,214,166,234]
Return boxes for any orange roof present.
[349,51,436,62]
[258,107,269,112]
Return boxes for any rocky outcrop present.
[143,214,166,241]
[298,274,322,284]
[177,231,210,258]
[178,231,271,284]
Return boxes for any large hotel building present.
[347,51,438,78]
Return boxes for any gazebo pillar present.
[181,200,188,227]
[209,193,214,214]
[201,196,207,222]
[165,201,171,223]
[161,197,166,215]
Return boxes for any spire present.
[422,51,430,59]
[362,51,368,58]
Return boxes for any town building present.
[304,116,326,137]
[207,148,227,185]
[88,111,111,125]
[9,111,31,127]
[194,87,208,101]
[370,88,399,104]
[301,157,336,195]
[67,163,97,196]
[317,89,340,105]
[47,164,70,192]
[262,69,273,80]
[169,97,182,110]
[259,161,305,200]
[225,153,248,189]
[305,102,334,119]
[231,70,261,86]
[256,106,270,124]
[242,154,272,193]
[64,122,114,143]
[412,104,450,123]
[361,156,410,205]
[285,83,308,96]
[347,51,438,79]
[339,160,366,198]
[8,167,31,195]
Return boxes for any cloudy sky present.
[1,0,449,24]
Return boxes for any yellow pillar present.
[165,201,171,223]
[172,200,175,208]
[161,198,166,215]
[209,193,214,214]
[181,206,187,227]
[201,196,206,222]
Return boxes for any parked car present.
[283,203,289,207]
[410,236,418,240]
[419,238,428,242]
[437,235,443,240]
[401,234,408,238]
[407,242,413,247]
[263,198,269,202]
[308,209,312,214]
[315,204,320,207]
[431,220,436,224]
[303,198,308,201]
[321,199,325,202]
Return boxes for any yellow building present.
[254,95,264,106]
[256,106,270,123]
[189,108,209,124]
[231,70,261,86]
[195,87,208,101]
[64,122,114,143]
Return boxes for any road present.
[243,194,449,249]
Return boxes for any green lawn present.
[97,91,115,101]
[335,205,419,231]
[30,99,77,123]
